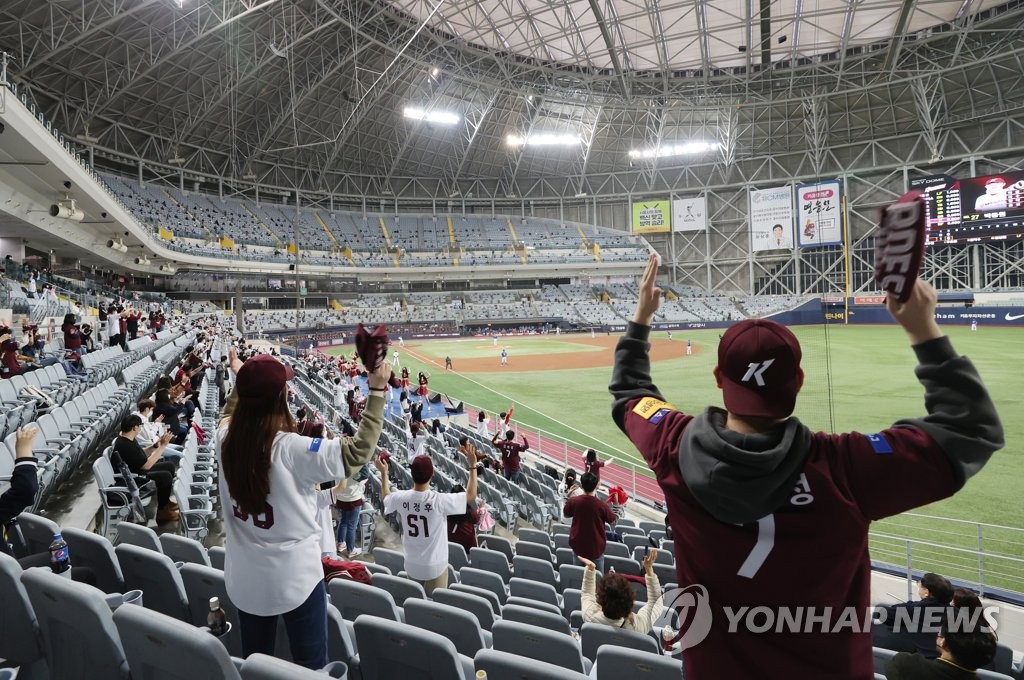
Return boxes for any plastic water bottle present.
[49,533,70,576]
[207,597,227,637]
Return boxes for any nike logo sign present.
[1006,313,1024,321]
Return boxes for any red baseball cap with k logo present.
[717,319,802,419]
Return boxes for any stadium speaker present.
[134,256,151,266]
[49,200,85,222]
[106,239,128,253]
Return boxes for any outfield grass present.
[329,325,1024,590]
[405,337,605,359]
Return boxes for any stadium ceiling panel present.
[0,0,1021,195]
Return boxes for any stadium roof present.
[2,0,1024,198]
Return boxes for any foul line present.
[400,346,636,459]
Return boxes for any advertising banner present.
[750,186,795,252]
[671,196,707,232]
[632,199,671,234]
[796,180,843,247]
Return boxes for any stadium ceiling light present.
[403,107,460,125]
[628,141,720,159]
[506,132,582,147]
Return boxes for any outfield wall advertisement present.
[631,199,671,233]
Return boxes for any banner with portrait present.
[749,186,795,252]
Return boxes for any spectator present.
[111,414,178,523]
[430,419,445,436]
[217,355,389,669]
[886,589,998,680]
[609,254,1003,678]
[26,273,36,298]
[134,399,182,463]
[0,426,97,584]
[215,355,228,406]
[154,388,189,445]
[563,472,617,573]
[874,573,955,658]
[334,463,370,558]
[407,421,428,463]
[446,484,480,554]
[476,410,490,438]
[377,449,478,595]
[62,314,85,355]
[580,549,664,633]
[491,429,529,483]
[583,449,605,482]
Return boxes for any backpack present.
[322,556,373,585]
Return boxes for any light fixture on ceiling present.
[107,239,128,253]
[402,107,460,125]
[430,67,440,77]
[628,141,720,159]
[168,155,185,165]
[160,264,177,274]
[135,256,151,266]
[49,196,84,222]
[506,132,582,147]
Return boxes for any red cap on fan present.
[717,319,803,419]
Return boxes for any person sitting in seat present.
[579,548,664,634]
[874,572,955,658]
[111,414,178,523]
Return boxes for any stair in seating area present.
[314,212,341,250]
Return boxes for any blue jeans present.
[237,580,328,670]
[336,506,361,550]
[504,470,523,485]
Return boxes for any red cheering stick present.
[505,407,514,425]
[875,191,926,303]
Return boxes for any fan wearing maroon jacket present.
[491,429,529,484]
[608,254,1003,680]
[563,471,617,574]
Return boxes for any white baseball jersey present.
[407,433,428,463]
[384,490,466,580]
[216,427,347,616]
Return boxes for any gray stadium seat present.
[325,604,360,675]
[631,545,673,566]
[362,562,393,576]
[21,567,130,680]
[556,547,576,566]
[513,555,558,589]
[178,562,243,656]
[433,587,498,631]
[15,512,61,555]
[241,654,348,680]
[557,564,589,592]
[208,546,226,570]
[594,646,682,680]
[515,540,554,563]
[500,603,572,636]
[354,615,474,680]
[553,534,571,551]
[372,573,427,607]
[603,555,641,576]
[474,649,589,680]
[561,588,582,623]
[478,535,514,562]
[371,547,405,575]
[404,598,493,657]
[448,543,470,572]
[579,622,661,662]
[470,547,512,582]
[114,522,163,553]
[115,543,191,621]
[603,542,630,559]
[504,596,562,617]
[159,533,211,566]
[508,577,560,608]
[449,583,503,616]
[61,527,126,595]
[873,647,898,675]
[328,578,404,623]
[458,567,509,605]
[112,603,241,679]
[0,553,47,680]
[491,620,592,674]
[517,528,551,548]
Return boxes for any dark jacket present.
[877,597,955,658]
[886,652,979,680]
[0,457,40,556]
[608,323,1002,680]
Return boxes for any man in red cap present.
[376,449,478,595]
[609,254,1003,679]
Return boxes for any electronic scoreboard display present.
[913,171,1024,245]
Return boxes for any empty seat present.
[515,540,554,563]
[594,645,682,680]
[404,598,492,657]
[16,512,61,555]
[328,578,404,623]
[491,620,592,674]
[114,522,163,553]
[478,535,514,562]
[373,573,427,607]
[0,553,47,679]
[553,534,571,551]
[470,547,512,582]
[504,596,562,617]
[115,543,191,621]
[474,649,589,680]
[631,545,673,566]
[354,615,474,680]
[603,555,641,576]
[603,542,630,559]
[580,622,661,662]
[371,547,405,575]
[21,567,130,680]
[241,653,348,680]
[159,533,211,566]
[516,528,551,548]
[62,527,126,594]
[458,567,508,605]
[178,562,243,656]
[508,577,559,608]
[208,546,226,570]
[500,604,571,636]
[557,564,589,593]
[561,588,582,622]
[448,543,469,572]
[433,587,498,631]
[555,547,576,566]
[113,603,241,679]
[512,555,558,589]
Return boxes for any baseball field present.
[328,324,1024,590]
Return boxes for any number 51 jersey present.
[384,489,467,580]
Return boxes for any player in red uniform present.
[417,371,430,398]
[609,254,1002,680]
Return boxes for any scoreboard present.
[911,171,1024,245]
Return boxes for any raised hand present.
[633,252,662,326]
[368,361,393,390]
[578,556,596,571]
[643,547,658,574]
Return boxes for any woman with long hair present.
[218,354,390,669]
[583,449,605,482]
